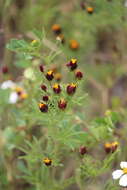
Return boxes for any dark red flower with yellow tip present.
[75,70,83,80]
[41,84,47,92]
[51,24,62,35]
[66,58,78,71]
[87,6,94,14]
[39,103,48,112]
[69,40,79,50]
[104,143,112,154]
[52,83,61,94]
[66,83,77,95]
[111,141,119,153]
[54,73,62,81]
[1,66,9,74]
[39,64,44,72]
[45,70,54,81]
[79,146,87,155]
[43,158,52,166]
[42,96,49,102]
[58,98,67,110]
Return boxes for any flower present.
[42,96,49,102]
[54,73,62,81]
[41,84,47,92]
[75,70,83,80]
[1,80,15,89]
[56,34,65,44]
[80,1,86,9]
[39,64,44,72]
[58,98,67,110]
[66,59,78,71]
[112,162,127,187]
[104,141,119,153]
[79,146,87,155]
[1,66,9,74]
[66,83,77,95]
[9,92,18,104]
[39,103,48,112]
[45,70,54,81]
[69,40,79,50]
[86,7,94,14]
[43,158,52,166]
[52,83,61,94]
[51,24,62,35]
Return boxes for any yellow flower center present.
[47,70,53,75]
[71,83,76,87]
[43,158,51,164]
[53,84,59,89]
[123,168,127,174]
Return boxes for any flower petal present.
[112,170,123,179]
[9,92,18,104]
[119,174,127,187]
[120,162,127,169]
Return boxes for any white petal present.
[120,162,127,169]
[119,174,127,187]
[9,92,18,104]
[1,80,15,89]
[112,170,123,179]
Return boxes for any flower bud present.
[39,103,48,112]
[1,66,9,74]
[75,70,83,79]
[41,84,47,92]
[43,158,52,166]
[111,141,119,153]
[79,146,87,155]
[58,99,67,110]
[87,7,94,14]
[80,1,86,9]
[66,83,77,95]
[45,70,54,81]
[52,83,61,94]
[54,73,62,81]
[104,143,112,154]
[39,64,44,72]
[42,96,49,102]
[52,24,62,35]
[69,40,79,50]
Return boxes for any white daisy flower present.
[9,92,18,104]
[1,80,15,89]
[112,161,127,187]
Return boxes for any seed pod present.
[39,103,48,112]
[75,70,83,80]
[66,59,78,71]
[42,96,49,102]
[58,99,67,110]
[52,84,61,94]
[87,7,94,14]
[52,24,62,35]
[45,70,54,81]
[39,64,44,72]
[41,84,47,92]
[79,146,87,155]
[69,40,79,50]
[66,83,77,95]
[43,158,52,166]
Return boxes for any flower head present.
[87,6,94,14]
[43,158,52,166]
[79,146,87,155]
[66,83,77,95]
[45,70,54,81]
[42,95,49,102]
[58,98,67,110]
[104,141,119,153]
[75,70,83,80]
[52,83,61,94]
[66,59,78,71]
[112,162,127,187]
[69,40,79,50]
[52,24,61,35]
[41,84,47,92]
[39,103,48,112]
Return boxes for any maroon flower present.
[66,83,77,95]
[75,70,83,80]
[66,59,78,71]
[1,66,9,74]
[39,64,44,72]
[41,84,47,92]
[58,99,67,110]
[79,146,87,155]
[80,1,86,9]
[45,70,54,81]
[39,103,48,112]
[42,96,49,102]
[52,84,61,94]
